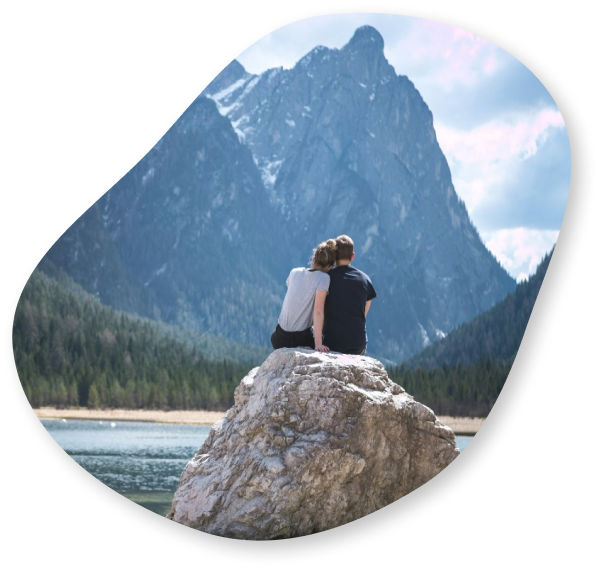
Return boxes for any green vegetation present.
[13,269,267,410]
[387,358,513,417]
[13,249,552,418]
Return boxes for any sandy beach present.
[34,407,484,434]
[34,407,225,425]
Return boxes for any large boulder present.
[168,349,459,539]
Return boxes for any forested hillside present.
[13,248,553,417]
[13,269,267,410]
[386,250,553,416]
[387,359,513,417]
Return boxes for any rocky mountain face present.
[40,25,515,361]
[204,26,515,359]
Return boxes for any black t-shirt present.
[323,265,377,355]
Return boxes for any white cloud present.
[386,19,502,91]
[484,228,558,281]
[434,108,566,213]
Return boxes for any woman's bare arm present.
[365,300,372,318]
[313,290,329,352]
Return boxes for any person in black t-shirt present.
[323,235,376,355]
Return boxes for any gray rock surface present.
[168,349,459,539]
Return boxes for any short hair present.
[335,235,354,261]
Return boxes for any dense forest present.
[13,269,267,410]
[387,359,513,417]
[13,250,552,417]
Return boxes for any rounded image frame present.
[3,4,596,564]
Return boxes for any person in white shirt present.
[271,239,337,352]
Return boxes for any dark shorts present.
[332,346,366,355]
[322,340,367,355]
[271,324,315,350]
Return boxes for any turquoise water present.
[42,419,473,517]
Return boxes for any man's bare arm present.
[365,300,371,318]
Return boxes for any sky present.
[236,14,570,282]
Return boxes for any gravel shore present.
[34,407,484,434]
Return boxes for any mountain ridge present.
[38,25,515,361]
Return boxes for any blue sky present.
[236,13,570,281]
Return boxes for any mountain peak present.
[344,25,385,53]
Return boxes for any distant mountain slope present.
[406,249,553,368]
[41,96,287,346]
[38,25,516,361]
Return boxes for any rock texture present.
[168,349,459,539]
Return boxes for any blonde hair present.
[311,239,337,270]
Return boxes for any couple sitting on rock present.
[271,234,377,355]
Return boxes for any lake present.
[42,419,473,517]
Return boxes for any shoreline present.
[34,407,484,435]
[34,407,225,426]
